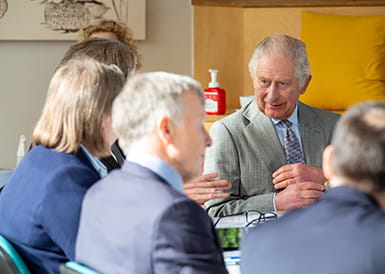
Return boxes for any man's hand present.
[184,172,231,207]
[272,163,326,190]
[275,182,324,211]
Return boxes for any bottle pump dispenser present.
[204,69,226,115]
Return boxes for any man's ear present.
[299,75,312,94]
[157,116,174,145]
[322,145,334,181]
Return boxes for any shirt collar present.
[271,103,299,126]
[125,153,184,194]
[80,145,108,178]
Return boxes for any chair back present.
[0,235,30,274]
[60,261,99,274]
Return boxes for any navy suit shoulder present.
[76,161,227,274]
[241,186,385,274]
[0,145,100,274]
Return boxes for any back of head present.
[332,101,385,193]
[33,57,125,157]
[112,72,204,155]
[59,38,136,79]
[248,34,311,89]
[79,20,142,69]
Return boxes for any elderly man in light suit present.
[204,34,340,216]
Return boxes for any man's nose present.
[265,84,280,101]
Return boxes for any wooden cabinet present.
[192,0,385,7]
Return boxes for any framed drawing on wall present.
[0,0,146,40]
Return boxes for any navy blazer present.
[0,145,100,274]
[76,160,228,274]
[241,186,385,274]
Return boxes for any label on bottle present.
[205,91,219,113]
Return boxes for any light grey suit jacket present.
[204,101,340,216]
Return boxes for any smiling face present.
[252,54,309,120]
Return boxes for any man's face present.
[252,54,308,120]
[171,92,212,182]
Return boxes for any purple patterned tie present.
[281,120,305,164]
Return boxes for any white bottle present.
[16,134,26,166]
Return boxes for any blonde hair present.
[79,20,142,69]
[33,57,125,158]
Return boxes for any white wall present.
[0,0,192,169]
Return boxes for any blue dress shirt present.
[80,145,108,178]
[125,153,185,194]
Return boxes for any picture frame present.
[191,0,385,7]
[0,0,146,41]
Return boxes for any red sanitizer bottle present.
[204,69,226,115]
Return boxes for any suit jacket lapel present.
[298,102,323,167]
[243,101,286,171]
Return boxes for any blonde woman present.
[0,58,125,274]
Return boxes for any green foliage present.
[216,228,242,250]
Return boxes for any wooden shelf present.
[204,109,236,131]
[192,0,385,7]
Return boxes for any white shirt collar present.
[80,145,108,178]
[271,103,299,126]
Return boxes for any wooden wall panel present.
[194,6,244,110]
[192,0,385,7]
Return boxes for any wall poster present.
[0,0,145,40]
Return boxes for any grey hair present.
[332,101,385,194]
[112,71,204,154]
[248,34,311,89]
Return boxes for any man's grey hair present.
[112,71,204,154]
[332,101,385,194]
[248,34,311,89]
